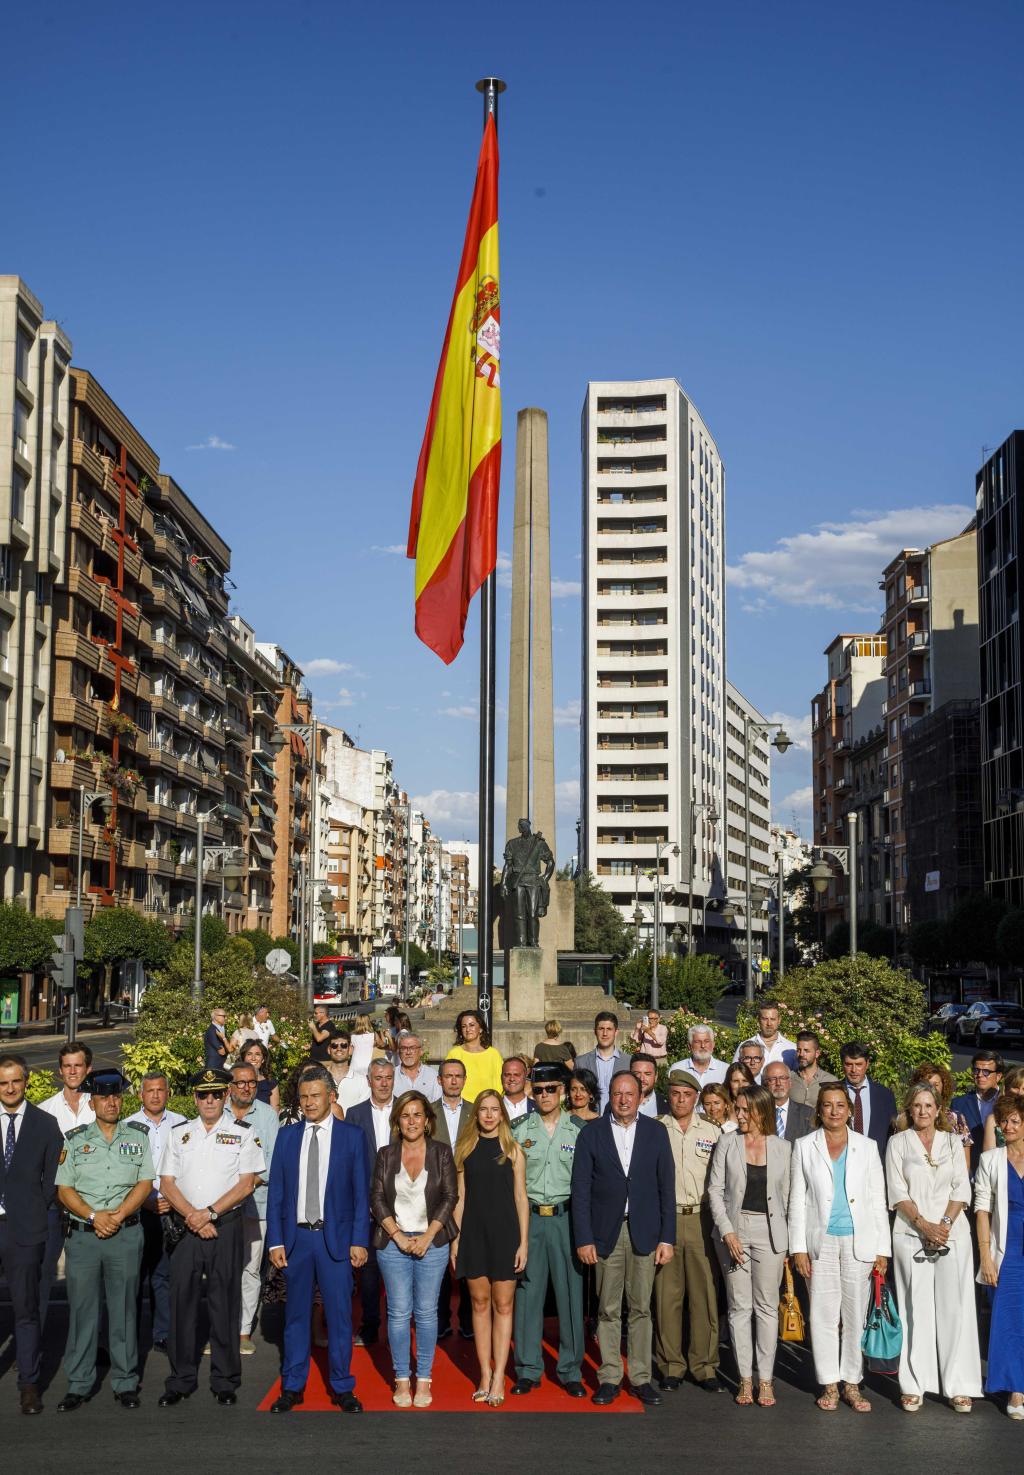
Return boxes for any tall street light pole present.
[652,839,679,1012]
[685,800,719,956]
[777,848,786,981]
[192,815,205,1000]
[809,810,858,958]
[743,716,792,1004]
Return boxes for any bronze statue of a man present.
[501,817,555,949]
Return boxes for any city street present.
[1,1305,1021,1467]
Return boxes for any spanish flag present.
[408,115,501,664]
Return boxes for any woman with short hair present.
[371,1090,457,1408]
[533,1019,576,1067]
[886,1082,982,1413]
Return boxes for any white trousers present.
[240,1216,267,1334]
[719,1211,786,1380]
[892,1232,982,1398]
[808,1234,873,1384]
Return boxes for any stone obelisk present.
[504,408,570,1016]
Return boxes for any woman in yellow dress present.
[446,1010,504,1103]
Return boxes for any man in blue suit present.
[343,1060,394,1344]
[267,1066,369,1413]
[952,1052,1004,1176]
[839,1042,897,1160]
[572,1070,675,1408]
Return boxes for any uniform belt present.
[676,1205,704,1216]
[297,1220,324,1230]
[530,1201,569,1217]
[69,1214,141,1233]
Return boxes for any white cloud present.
[317,686,359,710]
[371,544,406,555]
[727,504,973,612]
[555,778,580,813]
[496,550,513,589]
[303,658,353,677]
[439,703,477,719]
[551,577,581,598]
[774,785,814,835]
[412,784,508,833]
[186,434,236,451]
[554,698,581,728]
[764,711,813,752]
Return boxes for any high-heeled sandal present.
[472,1388,490,1403]
[842,1383,871,1412]
[735,1378,754,1406]
[816,1384,839,1411]
[757,1380,776,1408]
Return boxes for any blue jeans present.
[377,1240,449,1379]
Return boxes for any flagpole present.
[474,76,505,1039]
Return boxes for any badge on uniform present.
[58,1149,67,1165]
[523,1139,534,1150]
[696,1137,716,1155]
[79,1145,93,1154]
[180,1133,190,1145]
[119,1142,141,1158]
[560,1143,575,1153]
[215,1132,241,1146]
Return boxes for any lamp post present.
[743,718,792,1003]
[192,814,205,1000]
[652,839,679,1012]
[685,801,719,956]
[776,849,786,980]
[810,811,859,957]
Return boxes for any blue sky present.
[8,1,1024,858]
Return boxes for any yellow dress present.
[445,1044,504,1103]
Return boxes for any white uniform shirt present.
[126,1107,186,1197]
[296,1113,334,1221]
[158,1115,265,1206]
[39,1090,95,1137]
[252,1017,276,1047]
[371,1099,394,1152]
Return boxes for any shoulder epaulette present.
[237,1118,252,1130]
[66,1123,90,1140]
[126,1120,150,1134]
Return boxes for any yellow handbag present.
[779,1257,806,1342]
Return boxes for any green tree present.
[182,915,230,955]
[312,941,336,959]
[614,951,726,1015]
[949,892,1009,966]
[84,907,173,972]
[573,870,629,955]
[238,929,274,965]
[405,941,432,974]
[907,919,953,968]
[613,948,652,1007]
[0,904,59,974]
[996,908,1024,967]
[825,920,893,960]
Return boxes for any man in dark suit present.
[630,1054,669,1117]
[952,1052,1004,1176]
[203,1008,229,1070]
[763,1062,815,1142]
[839,1042,896,1159]
[0,1053,64,1415]
[572,1070,675,1408]
[434,1061,472,1340]
[267,1066,369,1413]
[343,1060,394,1345]
[575,1011,628,1114]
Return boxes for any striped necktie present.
[776,1106,785,1138]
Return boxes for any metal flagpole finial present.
[475,77,507,120]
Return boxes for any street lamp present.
[631,903,645,956]
[743,718,792,1003]
[809,811,859,957]
[671,923,684,954]
[685,802,720,956]
[652,839,679,1012]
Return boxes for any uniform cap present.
[530,1062,569,1087]
[83,1069,131,1097]
[189,1067,232,1093]
[667,1069,702,1092]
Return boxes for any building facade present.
[581,378,726,951]
[723,683,772,964]
[0,278,71,908]
[903,700,983,922]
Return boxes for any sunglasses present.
[533,1084,560,1095]
[972,1068,998,1076]
[195,1089,225,1100]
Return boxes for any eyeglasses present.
[533,1084,560,1095]
[195,1090,224,1100]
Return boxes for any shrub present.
[120,1038,193,1091]
[26,1069,56,1104]
[614,951,725,1016]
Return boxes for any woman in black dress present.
[452,1090,529,1405]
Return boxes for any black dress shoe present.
[152,1339,168,1354]
[56,1393,87,1413]
[561,1380,587,1399]
[696,1375,724,1393]
[114,1391,141,1409]
[631,1382,662,1406]
[332,1392,363,1413]
[158,1390,193,1406]
[591,1382,620,1406]
[271,1390,304,1413]
[213,1390,237,1406]
[20,1386,43,1415]
[354,1326,378,1347]
[658,1373,681,1391]
[511,1378,540,1396]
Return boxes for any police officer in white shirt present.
[157,1069,265,1407]
[251,1006,279,1049]
[127,1071,186,1351]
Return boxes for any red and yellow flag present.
[407,115,501,664]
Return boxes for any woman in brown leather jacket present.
[370,1090,457,1408]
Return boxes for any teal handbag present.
[861,1267,902,1375]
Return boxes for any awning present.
[253,795,276,820]
[200,748,218,772]
[252,753,276,779]
[251,837,274,862]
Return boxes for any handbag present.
[778,1257,805,1342]
[861,1267,902,1375]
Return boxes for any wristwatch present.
[88,1212,96,1225]
[940,1215,953,1226]
[207,1206,220,1223]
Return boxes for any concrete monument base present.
[506,945,545,1023]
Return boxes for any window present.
[35,573,50,606]
[0,691,6,744]
[14,399,30,458]
[0,617,9,672]
[12,468,29,524]
[0,546,12,594]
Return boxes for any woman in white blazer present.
[708,1084,791,1408]
[886,1082,982,1414]
[975,1095,1024,1418]
[789,1083,890,1412]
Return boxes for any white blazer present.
[973,1147,1011,1279]
[788,1128,891,1263]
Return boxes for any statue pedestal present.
[507,946,544,1022]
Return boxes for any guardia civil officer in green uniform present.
[55,1069,154,1411]
[510,1063,586,1399]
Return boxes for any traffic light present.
[50,939,76,991]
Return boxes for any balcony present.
[909,679,932,699]
[55,629,102,674]
[908,630,929,650]
[906,585,928,605]
[52,695,100,732]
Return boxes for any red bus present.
[312,954,370,1011]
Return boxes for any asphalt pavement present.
[1,1304,1021,1469]
[3,1024,134,1078]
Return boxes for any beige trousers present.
[595,1221,657,1387]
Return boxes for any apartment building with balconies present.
[581,379,727,950]
[810,633,887,941]
[323,728,403,952]
[256,644,313,942]
[225,615,279,932]
[724,684,772,964]
[0,278,71,910]
[880,526,978,931]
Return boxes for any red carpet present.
[258,1321,641,1414]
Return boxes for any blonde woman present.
[451,1090,528,1406]
[350,1013,375,1078]
[533,1019,575,1067]
[228,1013,257,1058]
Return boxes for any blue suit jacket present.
[344,1098,385,1187]
[951,1091,988,1176]
[571,1113,675,1257]
[266,1118,370,1262]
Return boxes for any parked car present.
[955,1001,1024,1046]
[926,1003,969,1039]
